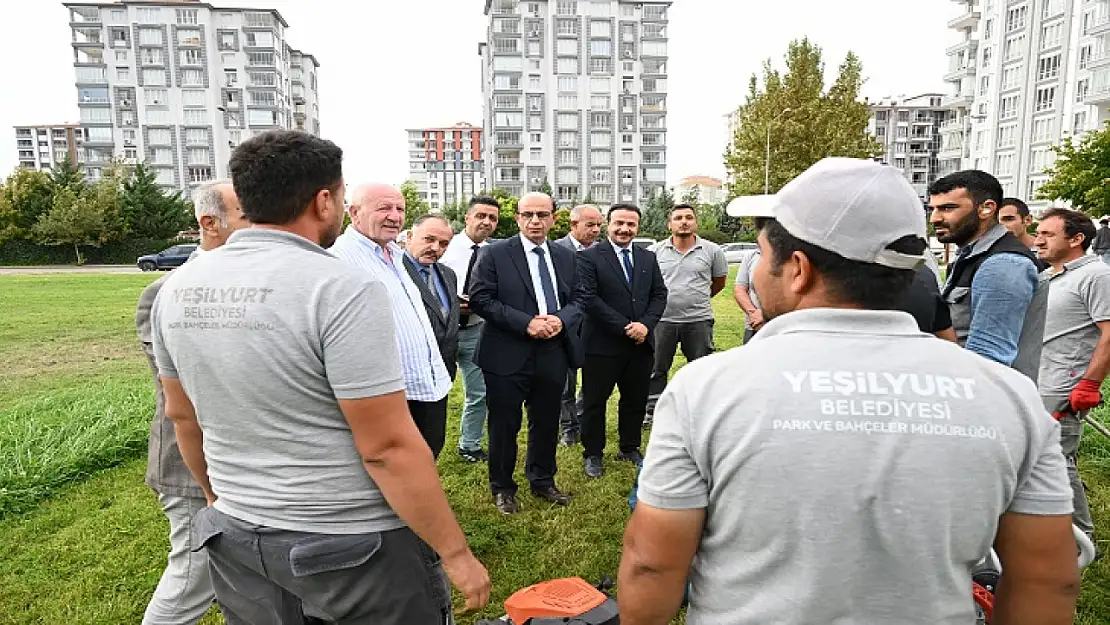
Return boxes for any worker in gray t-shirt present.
[733,247,763,344]
[619,158,1077,625]
[151,130,489,624]
[1035,208,1110,545]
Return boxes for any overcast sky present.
[0,0,958,187]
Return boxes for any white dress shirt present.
[519,234,561,314]
[441,231,487,297]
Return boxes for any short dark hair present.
[927,170,1004,208]
[669,203,697,217]
[608,203,641,218]
[1041,208,1097,252]
[412,213,451,229]
[229,130,342,225]
[469,196,500,212]
[763,219,923,310]
[1000,197,1030,218]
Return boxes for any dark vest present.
[942,224,1048,383]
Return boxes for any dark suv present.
[137,244,198,271]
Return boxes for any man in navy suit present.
[577,204,668,478]
[469,192,585,515]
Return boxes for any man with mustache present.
[330,184,452,456]
[927,171,1048,382]
[440,196,501,463]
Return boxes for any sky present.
[0,0,960,187]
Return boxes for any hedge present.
[0,237,194,266]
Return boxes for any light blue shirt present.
[519,234,561,314]
[329,226,451,401]
[966,253,1039,368]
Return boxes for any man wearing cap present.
[619,158,1078,625]
[645,204,729,425]
[1093,217,1110,265]
[928,171,1048,382]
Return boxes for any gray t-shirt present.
[1039,255,1110,395]
[651,236,729,323]
[639,308,1072,625]
[733,249,760,328]
[151,229,407,534]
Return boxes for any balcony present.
[938,145,965,160]
[1085,82,1110,105]
[72,28,104,47]
[943,64,976,82]
[942,93,974,108]
[1087,14,1110,36]
[1089,49,1110,71]
[70,7,101,25]
[946,38,979,56]
[948,11,982,31]
[940,117,968,132]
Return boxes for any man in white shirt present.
[329,184,452,457]
[439,196,501,463]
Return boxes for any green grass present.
[0,272,1108,624]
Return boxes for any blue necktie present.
[532,247,558,314]
[621,248,634,284]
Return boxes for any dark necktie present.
[421,266,447,317]
[621,248,634,284]
[463,244,480,294]
[532,247,559,314]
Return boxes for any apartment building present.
[941,0,1110,209]
[14,123,86,171]
[65,0,320,195]
[869,94,953,198]
[406,122,487,210]
[479,0,672,208]
[674,174,725,204]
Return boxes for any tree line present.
[0,158,194,265]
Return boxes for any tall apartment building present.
[941,0,1110,209]
[14,123,86,171]
[868,94,953,198]
[480,0,672,208]
[406,122,487,210]
[65,0,320,195]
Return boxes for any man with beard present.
[577,204,668,477]
[441,196,500,463]
[928,171,1048,382]
[151,130,490,622]
[330,184,452,457]
[552,204,604,446]
[645,204,728,425]
[618,158,1078,625]
[1035,208,1110,546]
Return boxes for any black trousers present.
[484,341,567,495]
[559,367,584,435]
[580,346,653,459]
[408,398,448,460]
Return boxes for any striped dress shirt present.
[329,226,451,402]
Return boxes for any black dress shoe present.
[458,447,488,463]
[530,485,571,505]
[493,492,519,515]
[584,455,603,478]
[616,449,644,465]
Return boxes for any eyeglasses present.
[518,211,552,221]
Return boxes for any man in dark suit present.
[469,192,585,515]
[578,203,668,478]
[402,214,461,457]
[550,204,604,446]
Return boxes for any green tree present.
[724,39,881,197]
[119,164,192,239]
[486,188,520,239]
[641,186,675,240]
[681,185,701,206]
[0,169,54,242]
[1037,122,1110,216]
[400,180,431,228]
[47,156,86,195]
[549,208,571,240]
[538,176,553,197]
[441,198,469,232]
[32,186,112,264]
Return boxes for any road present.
[0,265,142,275]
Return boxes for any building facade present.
[406,123,487,210]
[14,123,86,171]
[65,0,320,195]
[868,94,953,198]
[674,174,725,204]
[480,0,672,208]
[942,0,1110,209]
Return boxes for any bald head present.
[569,204,603,247]
[349,183,405,245]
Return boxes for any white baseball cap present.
[725,194,776,218]
[771,158,927,270]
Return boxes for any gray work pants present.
[1042,395,1095,539]
[646,320,715,417]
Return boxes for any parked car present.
[631,237,656,250]
[722,242,758,264]
[137,244,198,271]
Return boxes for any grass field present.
[0,271,1108,624]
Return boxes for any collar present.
[519,233,550,254]
[405,250,433,269]
[755,308,924,341]
[1049,254,1101,277]
[344,225,402,258]
[960,223,1009,258]
[660,234,702,250]
[569,235,589,251]
[228,228,332,256]
[609,238,632,254]
[455,230,488,248]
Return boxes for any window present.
[180,49,202,66]
[558,76,578,91]
[529,75,542,90]
[642,78,666,92]
[558,131,579,147]
[495,112,524,127]
[558,113,578,129]
[556,1,577,16]
[556,18,579,36]
[144,88,168,105]
[221,53,236,66]
[1077,78,1090,102]
[984,18,995,39]
[155,168,175,185]
[1036,54,1060,80]
[224,69,238,85]
[248,109,278,126]
[1041,21,1062,49]
[643,23,666,38]
[219,31,236,51]
[183,109,207,125]
[997,124,1017,148]
[1043,0,1064,18]
[1080,44,1094,69]
[559,149,578,165]
[591,131,611,147]
[139,29,163,46]
[495,131,521,145]
[590,57,612,74]
[110,9,125,22]
[137,7,161,22]
[1030,148,1055,172]
[1034,86,1056,111]
[591,111,612,128]
[176,9,198,24]
[142,69,166,86]
[247,52,274,66]
[642,41,667,56]
[1031,117,1054,142]
[150,148,173,165]
[557,57,580,74]
[558,93,578,109]
[590,21,610,38]
[590,40,611,56]
[531,132,543,143]
[141,48,164,65]
[116,67,131,81]
[149,129,171,145]
[493,56,524,72]
[182,69,204,86]
[995,153,1015,176]
[493,18,520,34]
[494,74,521,89]
[530,147,543,161]
[187,147,209,165]
[245,32,274,48]
[86,127,112,143]
[247,71,274,86]
[1074,111,1088,134]
[115,50,128,62]
[146,108,170,124]
[1006,5,1027,32]
[999,95,1019,119]
[557,39,578,55]
[1004,35,1025,61]
[122,129,136,144]
[1001,66,1020,90]
[189,167,214,183]
[590,94,610,109]
[981,46,993,68]
[176,29,201,47]
[496,94,522,108]
[591,150,611,166]
[979,75,991,96]
[643,5,667,20]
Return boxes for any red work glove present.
[1069,379,1103,413]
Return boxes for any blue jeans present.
[457,323,487,452]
